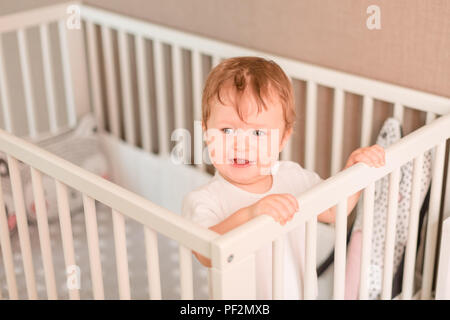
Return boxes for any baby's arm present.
[194,193,299,267]
[317,144,385,224]
[193,206,252,267]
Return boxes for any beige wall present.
[85,0,450,98]
[2,0,449,98]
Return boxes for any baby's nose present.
[232,131,251,148]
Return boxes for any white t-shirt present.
[181,160,323,299]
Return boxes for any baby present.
[181,56,385,299]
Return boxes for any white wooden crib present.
[0,1,449,300]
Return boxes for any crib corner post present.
[435,217,450,300]
[209,241,256,300]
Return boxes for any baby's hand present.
[248,194,299,226]
[344,144,386,169]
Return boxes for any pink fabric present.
[8,214,16,231]
[345,230,362,299]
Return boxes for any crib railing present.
[0,127,219,299]
[1,1,450,300]
[209,113,450,300]
[0,1,89,138]
[0,114,448,300]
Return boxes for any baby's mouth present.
[230,158,255,166]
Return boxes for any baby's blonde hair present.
[201,56,296,134]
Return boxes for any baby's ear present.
[280,127,293,151]
[202,122,211,143]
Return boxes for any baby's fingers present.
[372,145,386,165]
[273,196,298,222]
[266,206,286,225]
[365,149,383,167]
[367,147,385,167]
[352,152,374,166]
[269,201,291,225]
[282,194,300,212]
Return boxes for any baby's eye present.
[253,129,267,137]
[222,128,234,135]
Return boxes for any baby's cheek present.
[257,137,280,159]
[255,144,278,175]
[207,138,227,165]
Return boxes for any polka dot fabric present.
[352,118,432,299]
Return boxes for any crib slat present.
[0,35,14,133]
[435,218,450,299]
[305,81,317,171]
[86,21,105,132]
[381,168,400,299]
[207,269,213,299]
[333,200,347,299]
[55,179,80,300]
[153,40,169,155]
[192,49,206,170]
[304,217,317,299]
[191,49,202,123]
[194,119,205,168]
[179,245,194,299]
[280,137,292,161]
[135,35,152,153]
[7,155,38,299]
[82,194,104,299]
[58,20,76,128]
[421,142,446,299]
[17,29,38,138]
[443,155,450,222]
[212,55,221,68]
[101,26,121,138]
[0,174,19,299]
[426,112,436,125]
[144,226,162,299]
[272,236,284,299]
[360,96,374,147]
[393,103,404,125]
[30,167,58,299]
[331,88,345,175]
[40,23,58,134]
[281,75,295,161]
[359,182,375,299]
[112,209,131,299]
[118,30,136,146]
[357,95,375,242]
[281,90,293,161]
[172,44,186,131]
[401,154,424,299]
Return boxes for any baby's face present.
[204,85,291,185]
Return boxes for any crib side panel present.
[0,2,89,139]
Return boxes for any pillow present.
[348,117,432,299]
[0,113,111,229]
